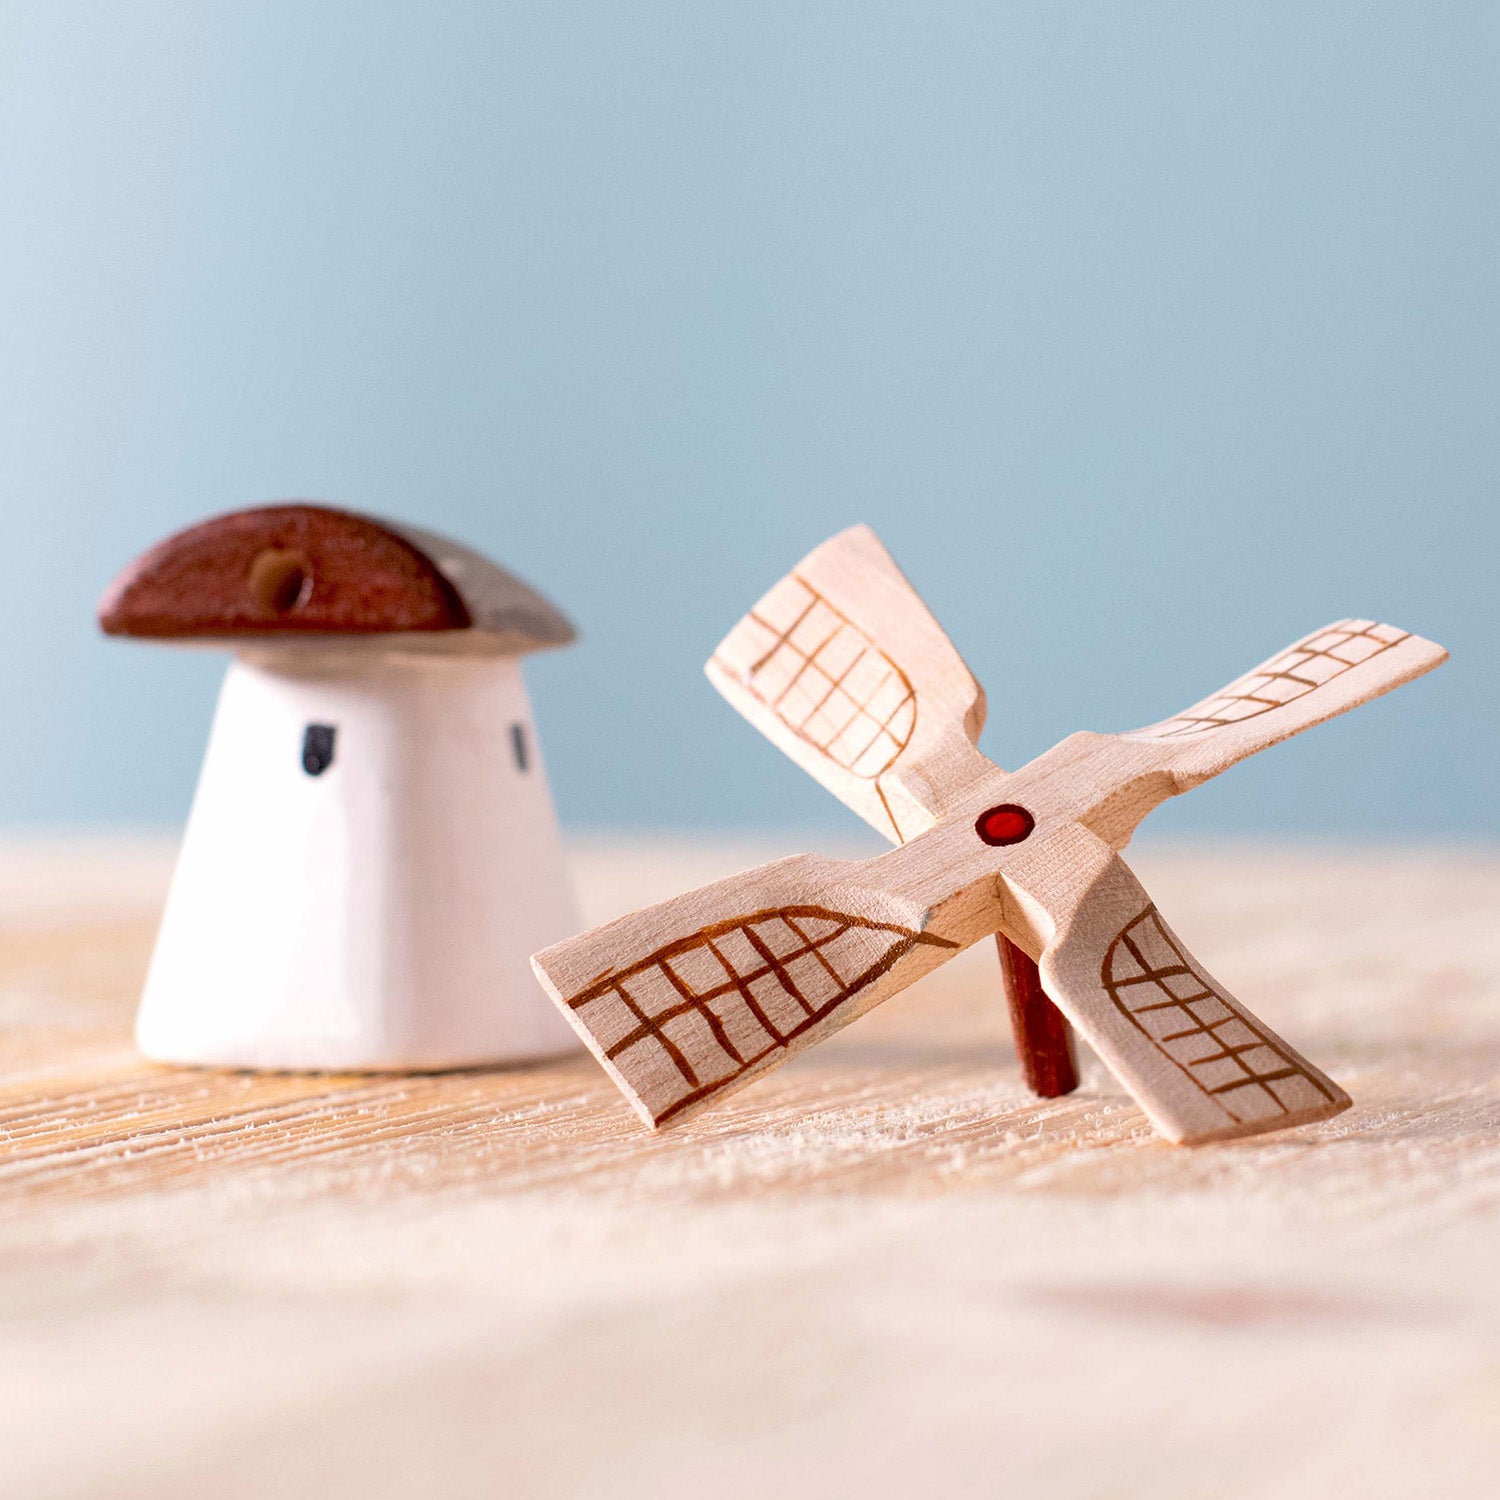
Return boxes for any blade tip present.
[1168,1091,1352,1146]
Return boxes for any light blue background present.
[1,3,1494,836]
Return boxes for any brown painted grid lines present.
[1131,620,1411,740]
[565,907,957,1124]
[713,575,918,779]
[1102,909,1339,1127]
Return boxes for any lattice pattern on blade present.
[711,575,917,778]
[1102,908,1340,1128]
[1130,620,1410,740]
[565,906,956,1124]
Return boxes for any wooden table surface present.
[2,835,1497,1500]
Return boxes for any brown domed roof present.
[98,503,575,656]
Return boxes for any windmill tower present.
[100,502,581,1071]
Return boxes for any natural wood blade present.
[705,525,990,843]
[1059,619,1448,847]
[1123,619,1447,785]
[1002,827,1350,1144]
[531,852,962,1128]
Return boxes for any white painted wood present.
[138,647,581,1069]
[536,528,1446,1143]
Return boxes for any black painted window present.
[302,724,337,776]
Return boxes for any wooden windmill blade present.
[1000,827,1350,1144]
[1069,619,1450,849]
[1125,618,1447,783]
[531,851,962,1128]
[708,524,1082,1098]
[705,525,991,845]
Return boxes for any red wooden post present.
[995,934,1078,1098]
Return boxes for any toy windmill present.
[101,503,582,1072]
[533,527,1446,1144]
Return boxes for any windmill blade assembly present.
[534,526,1447,1146]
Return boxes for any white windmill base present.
[136,649,583,1071]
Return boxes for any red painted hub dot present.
[975,803,1035,847]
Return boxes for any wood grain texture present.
[2,836,1497,1500]
[97,503,575,653]
[98,505,471,638]
[705,525,989,845]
